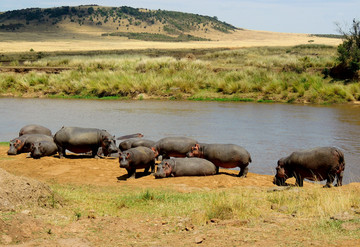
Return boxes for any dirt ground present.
[1,146,359,247]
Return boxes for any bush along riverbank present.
[1,45,359,104]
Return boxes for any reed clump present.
[1,45,359,104]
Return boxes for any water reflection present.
[0,98,359,183]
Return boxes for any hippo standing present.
[8,134,54,155]
[187,143,252,177]
[154,158,217,178]
[53,127,118,159]
[19,124,52,136]
[152,137,198,159]
[273,147,345,187]
[30,141,58,159]
[119,138,156,151]
[119,146,156,179]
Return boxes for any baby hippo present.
[154,158,217,178]
[119,146,156,179]
[30,141,58,159]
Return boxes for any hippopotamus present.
[273,147,345,187]
[152,137,198,159]
[154,158,217,178]
[119,138,156,151]
[7,134,54,155]
[119,146,156,179]
[19,124,52,136]
[30,140,58,159]
[53,127,118,159]
[116,133,144,140]
[187,143,252,177]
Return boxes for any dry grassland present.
[0,29,342,53]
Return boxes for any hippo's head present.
[119,152,131,169]
[186,144,202,158]
[154,160,173,179]
[7,139,24,155]
[151,147,159,158]
[273,158,289,186]
[30,142,43,159]
[101,133,119,155]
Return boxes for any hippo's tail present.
[334,148,345,172]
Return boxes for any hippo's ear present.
[15,139,21,144]
[126,152,131,159]
[195,144,200,150]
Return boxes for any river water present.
[1,98,359,184]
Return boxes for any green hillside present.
[0,5,239,41]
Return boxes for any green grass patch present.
[188,96,255,102]
[0,142,9,146]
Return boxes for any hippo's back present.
[202,143,251,166]
[172,158,217,176]
[19,124,52,136]
[155,137,198,157]
[54,127,101,145]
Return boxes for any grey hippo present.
[273,146,345,187]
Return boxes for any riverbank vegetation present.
[1,44,359,104]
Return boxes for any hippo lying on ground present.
[154,158,217,178]
[273,147,345,187]
[8,134,54,155]
[30,140,58,159]
[19,124,52,136]
[187,143,252,177]
[119,138,156,151]
[54,126,118,159]
[119,146,156,179]
[152,137,198,159]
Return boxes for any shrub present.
[331,19,360,79]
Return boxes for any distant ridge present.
[0,5,240,41]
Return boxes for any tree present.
[331,19,360,80]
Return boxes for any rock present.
[195,235,205,244]
[21,210,31,215]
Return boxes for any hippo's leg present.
[215,166,220,174]
[92,147,100,158]
[294,174,303,187]
[126,168,136,179]
[57,146,66,159]
[335,171,343,187]
[150,162,155,174]
[324,173,335,188]
[144,166,150,174]
[238,166,248,177]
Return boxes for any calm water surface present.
[1,98,359,184]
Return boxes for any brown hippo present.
[273,147,345,187]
